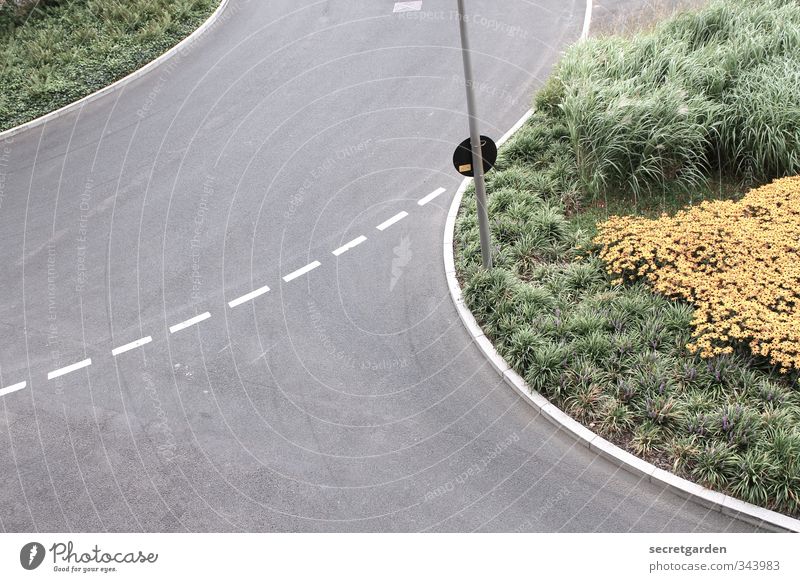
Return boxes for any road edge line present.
[0,0,232,141]
[442,0,800,535]
[581,0,594,41]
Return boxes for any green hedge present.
[0,0,219,131]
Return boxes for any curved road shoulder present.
[0,0,231,141]
[443,0,800,535]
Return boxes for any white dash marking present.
[376,211,408,231]
[0,381,27,397]
[228,285,271,308]
[332,235,367,257]
[111,336,152,356]
[393,1,422,12]
[169,312,211,334]
[283,261,321,283]
[417,187,446,206]
[48,359,92,380]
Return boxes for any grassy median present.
[0,0,220,132]
[455,0,800,516]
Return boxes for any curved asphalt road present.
[0,0,758,532]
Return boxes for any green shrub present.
[570,330,613,364]
[537,0,800,198]
[562,260,606,294]
[598,398,635,435]
[0,0,220,130]
[512,283,557,317]
[533,74,565,116]
[565,382,611,422]
[719,54,800,179]
[631,420,663,455]
[564,310,607,338]
[522,341,569,396]
[560,69,715,199]
[690,441,738,488]
[455,0,800,517]
[729,450,777,507]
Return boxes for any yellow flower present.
[594,176,800,372]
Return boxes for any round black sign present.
[452,135,497,177]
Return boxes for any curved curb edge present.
[0,0,231,141]
[443,106,800,533]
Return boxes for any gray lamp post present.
[456,0,493,269]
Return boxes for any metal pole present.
[457,0,492,269]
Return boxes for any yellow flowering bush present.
[595,176,800,372]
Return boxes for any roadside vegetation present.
[0,0,220,131]
[596,177,800,372]
[455,0,800,516]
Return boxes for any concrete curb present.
[443,116,800,533]
[0,0,232,140]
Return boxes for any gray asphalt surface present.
[0,0,761,532]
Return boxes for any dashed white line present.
[0,381,27,397]
[376,211,408,231]
[393,1,422,12]
[332,235,367,257]
[283,260,321,283]
[417,187,446,206]
[48,358,92,380]
[169,312,211,334]
[228,285,271,308]
[111,336,152,356]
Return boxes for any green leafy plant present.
[631,421,663,456]
[690,442,737,488]
[0,0,220,131]
[455,0,800,517]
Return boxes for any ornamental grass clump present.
[0,0,219,131]
[548,0,800,199]
[595,176,800,372]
